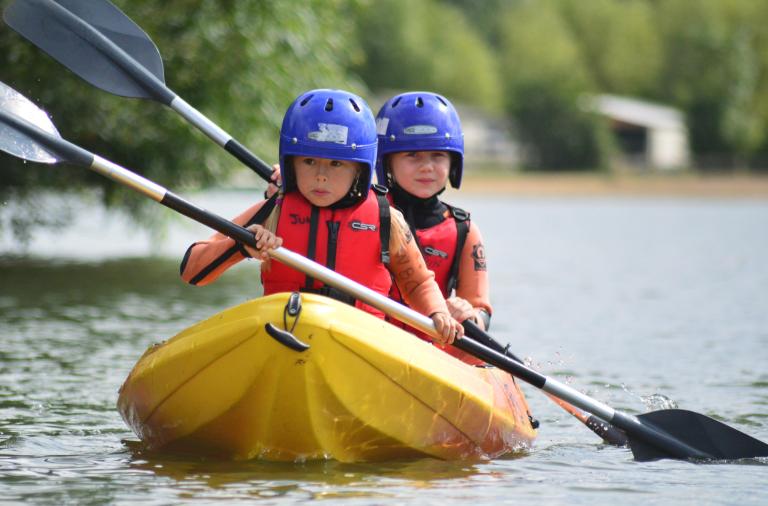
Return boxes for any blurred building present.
[457,105,521,170]
[587,94,690,171]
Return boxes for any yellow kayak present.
[117,293,537,462]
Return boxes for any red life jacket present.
[262,188,392,318]
[389,203,469,303]
[415,207,470,297]
[388,203,480,364]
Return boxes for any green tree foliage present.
[654,0,768,166]
[557,0,662,97]
[439,0,768,170]
[1,0,363,241]
[440,0,514,49]
[496,1,611,170]
[5,0,768,245]
[352,0,503,112]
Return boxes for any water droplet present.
[642,393,678,410]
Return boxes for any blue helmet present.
[375,91,464,189]
[279,89,377,197]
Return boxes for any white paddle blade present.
[0,82,61,163]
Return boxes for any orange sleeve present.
[388,208,449,317]
[455,221,492,315]
[179,200,268,286]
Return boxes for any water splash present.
[641,393,678,411]
[617,383,678,411]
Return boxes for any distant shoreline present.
[453,172,768,198]
[226,170,768,199]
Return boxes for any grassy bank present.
[454,171,768,198]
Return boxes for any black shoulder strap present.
[304,205,320,289]
[373,184,391,265]
[238,193,280,258]
[445,204,470,294]
[245,193,279,227]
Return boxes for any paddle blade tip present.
[630,409,768,462]
[4,0,168,101]
[0,82,61,164]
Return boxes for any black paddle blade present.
[4,0,165,99]
[629,409,768,462]
[0,82,60,163]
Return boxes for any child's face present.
[389,151,450,199]
[294,156,361,207]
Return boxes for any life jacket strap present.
[303,206,320,290]
[373,184,391,265]
[445,204,470,295]
[302,286,356,306]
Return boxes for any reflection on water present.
[126,444,485,500]
[2,193,768,504]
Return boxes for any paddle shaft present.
[20,0,273,181]
[2,106,723,462]
[462,320,629,447]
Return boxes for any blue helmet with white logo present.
[375,91,464,189]
[279,89,377,197]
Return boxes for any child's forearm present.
[387,208,449,316]
[401,275,448,318]
[180,200,268,285]
[180,237,248,286]
[455,221,492,314]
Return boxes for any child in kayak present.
[180,89,463,345]
[375,91,491,363]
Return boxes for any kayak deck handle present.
[265,323,310,352]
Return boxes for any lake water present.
[1,191,767,505]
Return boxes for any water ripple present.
[2,199,768,504]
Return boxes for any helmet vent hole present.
[392,97,402,108]
[300,94,314,106]
[349,98,361,112]
[436,95,447,106]
[325,98,334,112]
[416,97,424,108]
